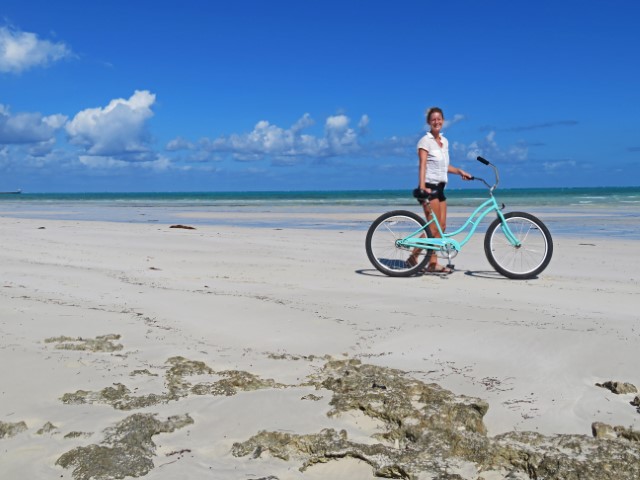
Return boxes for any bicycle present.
[365,156,553,279]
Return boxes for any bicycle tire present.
[484,212,553,279]
[365,210,433,277]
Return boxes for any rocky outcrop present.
[44,334,123,352]
[233,359,640,480]
[596,380,638,395]
[61,356,284,410]
[592,422,640,442]
[0,420,28,439]
[37,422,59,435]
[56,413,193,480]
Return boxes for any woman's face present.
[428,112,444,134]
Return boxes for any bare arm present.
[418,148,428,190]
[448,164,472,180]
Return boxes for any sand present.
[0,215,638,479]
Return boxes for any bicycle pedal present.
[446,264,455,270]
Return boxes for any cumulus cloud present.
[358,114,370,134]
[324,114,359,153]
[185,113,368,164]
[0,104,68,144]
[79,154,170,171]
[66,90,156,159]
[443,114,465,129]
[0,26,73,74]
[28,138,56,157]
[543,159,577,172]
[505,120,578,132]
[452,130,528,163]
[165,136,195,151]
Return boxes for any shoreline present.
[1,215,638,478]
[1,201,639,239]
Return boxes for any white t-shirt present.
[417,132,449,184]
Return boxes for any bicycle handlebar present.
[472,156,499,192]
[414,156,499,203]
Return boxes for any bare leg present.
[407,200,450,272]
[406,202,432,267]
[427,199,443,268]
[424,199,451,273]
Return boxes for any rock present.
[232,360,640,480]
[301,394,323,401]
[592,422,617,439]
[596,380,638,395]
[56,413,193,480]
[64,431,93,439]
[36,421,58,435]
[614,425,640,442]
[593,422,640,442]
[170,224,196,230]
[61,355,285,410]
[44,334,123,352]
[0,420,28,439]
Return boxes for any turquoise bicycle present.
[365,156,553,279]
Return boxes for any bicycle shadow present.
[462,270,510,280]
[355,268,517,280]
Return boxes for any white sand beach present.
[0,215,638,479]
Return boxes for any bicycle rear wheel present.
[365,210,432,277]
[484,212,553,279]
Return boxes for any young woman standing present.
[412,107,472,273]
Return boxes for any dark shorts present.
[425,182,447,202]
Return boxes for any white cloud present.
[166,136,195,151]
[79,154,170,171]
[0,104,68,144]
[0,26,72,74]
[66,90,156,158]
[543,159,577,172]
[43,114,68,129]
[443,114,465,129]
[79,155,129,169]
[358,114,370,133]
[453,131,528,164]
[291,113,314,133]
[192,113,367,163]
[28,138,56,157]
[325,114,359,153]
[325,114,349,130]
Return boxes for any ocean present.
[0,187,638,238]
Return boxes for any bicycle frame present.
[397,162,522,253]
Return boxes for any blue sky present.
[1,0,639,192]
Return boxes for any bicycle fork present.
[495,210,522,247]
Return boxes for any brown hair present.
[425,107,444,123]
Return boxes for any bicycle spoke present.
[485,212,553,279]
[365,211,432,277]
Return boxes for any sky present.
[1,0,639,192]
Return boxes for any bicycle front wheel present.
[365,210,432,277]
[484,212,553,279]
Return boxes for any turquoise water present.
[3,186,639,208]
[0,187,638,238]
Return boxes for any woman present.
[411,106,472,273]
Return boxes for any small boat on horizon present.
[0,189,21,194]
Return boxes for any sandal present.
[425,263,452,274]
